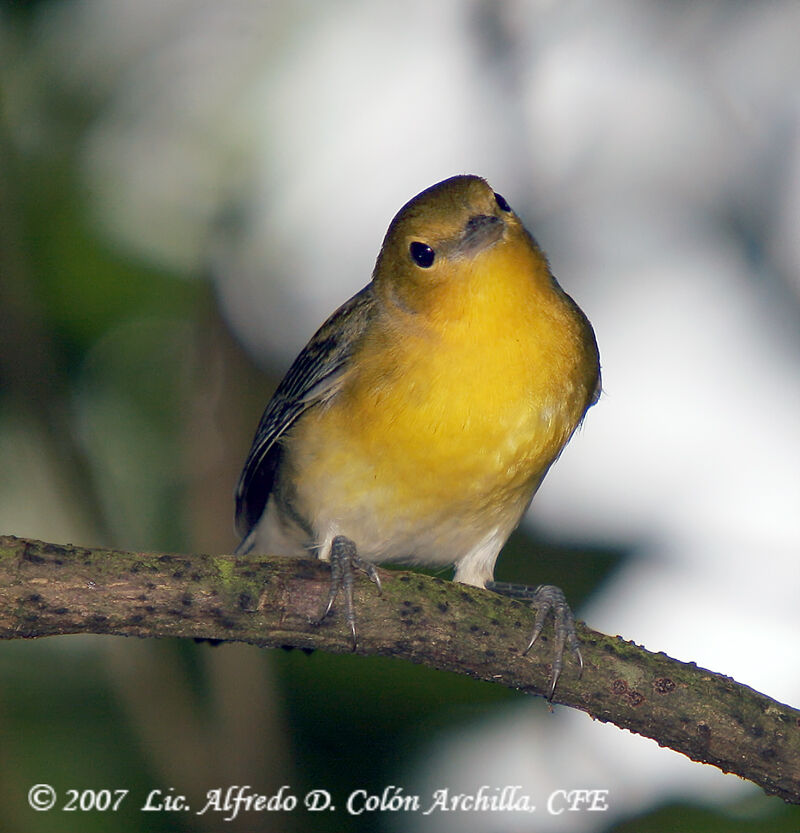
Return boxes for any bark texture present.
[1,534,798,803]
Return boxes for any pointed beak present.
[456,214,504,258]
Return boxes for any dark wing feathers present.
[234,283,377,538]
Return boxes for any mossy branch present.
[1,534,798,803]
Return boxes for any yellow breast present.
[290,233,597,528]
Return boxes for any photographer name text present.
[28,783,610,820]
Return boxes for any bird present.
[235,174,600,697]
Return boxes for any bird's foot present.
[486,581,582,700]
[318,535,382,649]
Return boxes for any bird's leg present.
[319,534,382,649]
[486,581,583,700]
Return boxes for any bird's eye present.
[494,192,511,212]
[409,241,435,268]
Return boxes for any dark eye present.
[409,241,435,268]
[494,192,511,212]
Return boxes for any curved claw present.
[489,581,581,700]
[317,535,382,649]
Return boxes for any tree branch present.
[1,534,798,803]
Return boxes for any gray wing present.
[234,283,377,540]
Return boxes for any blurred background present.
[1,0,799,831]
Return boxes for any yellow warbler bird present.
[235,175,600,695]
